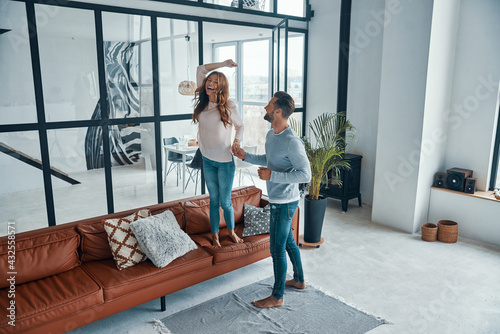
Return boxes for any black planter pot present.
[304,195,328,243]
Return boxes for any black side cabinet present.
[319,153,362,212]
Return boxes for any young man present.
[232,91,311,308]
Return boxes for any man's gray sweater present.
[243,127,311,204]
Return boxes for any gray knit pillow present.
[130,210,197,268]
[243,203,271,237]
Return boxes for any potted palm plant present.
[290,112,354,243]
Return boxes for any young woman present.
[192,59,244,248]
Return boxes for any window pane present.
[242,105,268,155]
[36,5,100,123]
[161,120,199,199]
[243,40,269,103]
[215,0,271,12]
[289,111,304,134]
[158,18,199,116]
[278,0,305,17]
[214,44,237,100]
[288,33,304,107]
[279,25,286,92]
[495,165,500,189]
[0,132,47,235]
[204,0,234,6]
[47,128,107,223]
[111,122,158,212]
[0,2,37,125]
[102,13,152,119]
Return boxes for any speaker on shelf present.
[464,178,477,194]
[445,168,473,192]
[434,172,445,188]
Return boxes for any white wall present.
[345,0,385,206]
[428,188,500,247]
[427,0,500,247]
[413,0,461,232]
[442,0,500,190]
[371,0,434,233]
[306,0,341,127]
[308,0,386,207]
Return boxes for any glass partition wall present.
[0,1,308,235]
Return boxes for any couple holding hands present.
[193,59,311,308]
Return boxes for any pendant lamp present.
[178,34,196,96]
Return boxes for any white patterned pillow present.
[130,210,197,268]
[103,209,150,270]
[243,203,271,237]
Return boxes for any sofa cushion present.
[191,224,270,264]
[77,221,113,263]
[184,186,262,235]
[103,209,150,270]
[0,266,103,333]
[78,203,185,263]
[230,186,263,223]
[149,203,186,230]
[243,203,271,237]
[83,247,212,301]
[0,227,80,288]
[130,210,197,268]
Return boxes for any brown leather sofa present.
[0,186,300,334]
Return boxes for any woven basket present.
[421,223,438,242]
[437,220,458,243]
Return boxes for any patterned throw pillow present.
[130,210,197,268]
[103,209,150,270]
[243,203,271,237]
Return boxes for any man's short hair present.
[273,91,295,118]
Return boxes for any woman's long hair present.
[192,71,232,128]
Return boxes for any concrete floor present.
[2,164,499,333]
[70,198,500,334]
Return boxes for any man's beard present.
[264,112,273,123]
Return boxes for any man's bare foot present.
[252,295,283,308]
[228,230,244,244]
[286,279,306,290]
[212,233,221,248]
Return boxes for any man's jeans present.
[269,200,304,300]
[202,156,235,233]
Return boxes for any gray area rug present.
[153,277,387,334]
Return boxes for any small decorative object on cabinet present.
[319,153,362,212]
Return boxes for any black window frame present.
[490,106,500,190]
[2,0,309,229]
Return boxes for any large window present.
[102,13,152,119]
[48,128,107,224]
[213,43,237,99]
[208,23,305,152]
[0,1,308,235]
[202,0,306,17]
[278,0,305,17]
[37,5,99,123]
[0,1,37,125]
[0,132,48,234]
[158,18,199,116]
[287,32,305,107]
[242,40,269,103]
[204,0,271,13]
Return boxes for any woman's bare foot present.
[252,296,283,308]
[212,233,221,248]
[286,279,306,290]
[228,230,244,244]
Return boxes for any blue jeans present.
[269,200,304,300]
[202,156,235,233]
